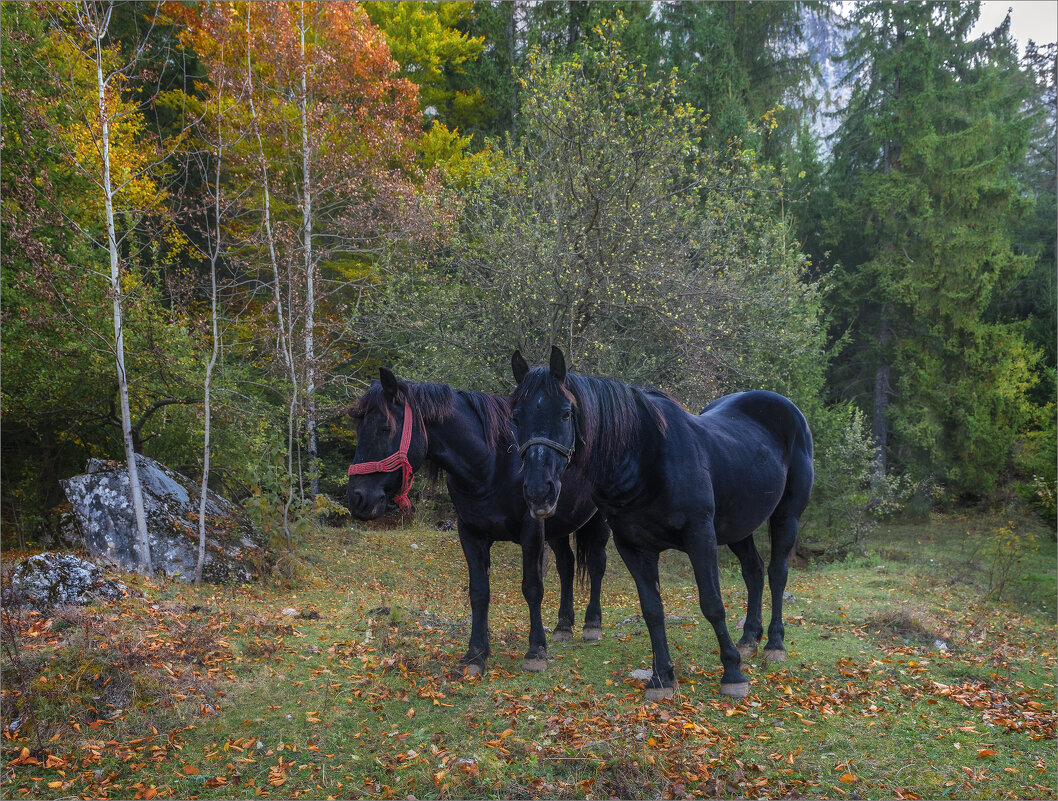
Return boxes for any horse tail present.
[574,529,590,591]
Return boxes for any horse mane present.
[352,379,513,451]
[512,367,670,484]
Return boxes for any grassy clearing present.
[1,512,1054,800]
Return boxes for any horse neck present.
[580,382,664,501]
[414,389,510,488]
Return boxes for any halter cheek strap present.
[518,436,574,465]
[347,393,420,512]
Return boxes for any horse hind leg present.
[578,513,608,641]
[727,537,765,661]
[551,537,576,642]
[763,513,800,662]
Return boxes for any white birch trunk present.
[246,5,298,546]
[92,3,152,576]
[299,1,318,500]
[196,61,225,584]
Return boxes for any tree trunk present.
[871,308,892,491]
[94,4,152,576]
[299,1,318,499]
[246,4,297,545]
[197,62,225,585]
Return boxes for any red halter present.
[347,393,419,513]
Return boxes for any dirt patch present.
[866,603,952,647]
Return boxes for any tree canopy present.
[2,1,1054,542]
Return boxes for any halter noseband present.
[518,436,574,465]
[347,392,422,513]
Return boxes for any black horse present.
[347,367,610,675]
[511,348,813,699]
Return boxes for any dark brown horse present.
[347,368,610,675]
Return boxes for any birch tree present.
[43,1,181,575]
[175,1,447,530]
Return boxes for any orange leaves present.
[9,747,38,766]
[268,757,295,786]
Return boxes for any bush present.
[800,404,915,558]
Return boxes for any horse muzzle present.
[347,486,391,520]
[524,477,560,520]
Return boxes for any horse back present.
[693,391,814,536]
[700,391,813,462]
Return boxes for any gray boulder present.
[35,504,84,550]
[61,454,267,583]
[8,553,127,608]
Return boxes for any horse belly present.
[707,442,788,544]
[609,513,684,553]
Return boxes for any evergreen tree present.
[824,2,1040,497]
[655,1,818,166]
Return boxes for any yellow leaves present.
[43,18,165,225]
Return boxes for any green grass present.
[2,513,1055,800]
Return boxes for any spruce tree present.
[824,2,1040,496]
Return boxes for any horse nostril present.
[351,489,366,509]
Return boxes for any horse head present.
[346,367,429,520]
[511,346,581,520]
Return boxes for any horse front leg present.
[579,513,609,641]
[550,535,576,642]
[687,520,750,698]
[613,534,675,701]
[457,523,492,676]
[520,518,549,671]
[727,537,765,660]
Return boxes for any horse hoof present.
[522,657,547,672]
[461,663,483,677]
[581,628,603,642]
[552,629,573,642]
[644,685,675,701]
[720,682,750,698]
[763,648,787,662]
[736,644,758,661]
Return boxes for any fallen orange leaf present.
[183,764,200,775]
[840,772,856,783]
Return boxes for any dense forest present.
[2,0,1055,555]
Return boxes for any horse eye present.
[561,410,571,422]
[380,425,392,434]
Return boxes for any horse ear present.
[511,350,530,384]
[549,345,567,383]
[379,367,399,403]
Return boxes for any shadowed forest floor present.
[1,512,1055,800]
